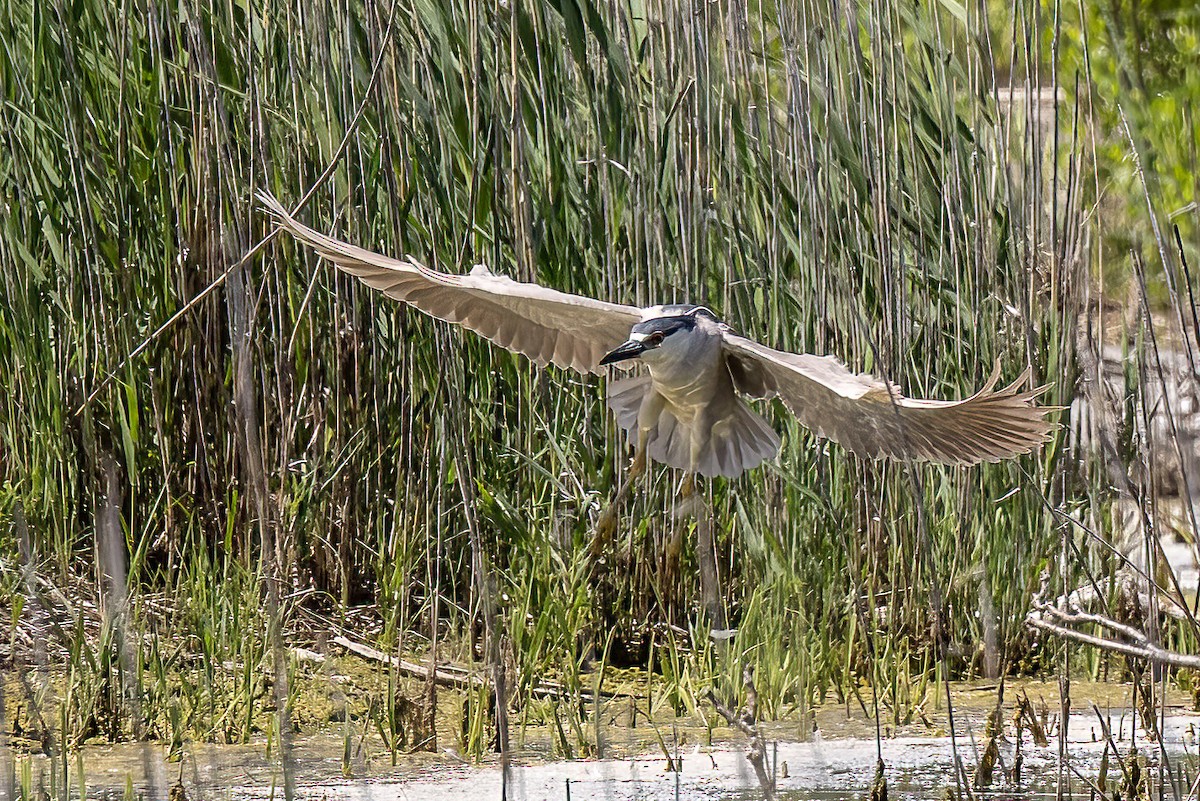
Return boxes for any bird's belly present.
[658,389,706,423]
[653,371,729,424]
[644,338,729,424]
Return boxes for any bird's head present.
[600,307,713,366]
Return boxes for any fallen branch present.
[1026,572,1200,670]
[708,666,775,800]
[1026,615,1200,669]
[332,636,637,702]
[334,636,483,689]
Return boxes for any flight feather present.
[258,191,642,375]
[722,334,1056,466]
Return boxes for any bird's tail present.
[607,375,780,478]
[694,401,780,478]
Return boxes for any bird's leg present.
[682,472,727,632]
[679,426,708,511]
[673,471,704,518]
[678,432,725,630]
[629,440,648,479]
[664,473,695,599]
[591,430,650,555]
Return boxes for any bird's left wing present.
[722,333,1056,466]
[259,192,643,374]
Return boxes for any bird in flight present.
[259,192,1055,482]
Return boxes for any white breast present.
[642,330,728,422]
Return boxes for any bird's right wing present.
[722,334,1056,466]
[259,192,643,375]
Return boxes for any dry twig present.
[1026,572,1200,670]
[708,666,775,800]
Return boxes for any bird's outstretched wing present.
[259,191,643,375]
[722,334,1056,466]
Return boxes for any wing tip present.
[255,189,290,221]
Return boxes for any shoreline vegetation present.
[2,0,1199,796]
[4,667,1196,787]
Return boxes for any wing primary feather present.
[722,332,1056,466]
[259,190,644,375]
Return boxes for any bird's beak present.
[600,339,646,366]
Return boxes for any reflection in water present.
[2,716,1198,800]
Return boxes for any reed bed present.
[1,0,1199,793]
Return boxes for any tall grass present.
[1,0,1196,775]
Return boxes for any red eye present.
[648,332,665,346]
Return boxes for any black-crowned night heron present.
[259,192,1055,482]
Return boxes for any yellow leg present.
[591,432,650,555]
[630,445,647,479]
[592,503,619,556]
[673,472,707,520]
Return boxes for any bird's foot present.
[591,505,618,558]
[629,449,647,479]
[673,474,706,519]
[591,467,637,557]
